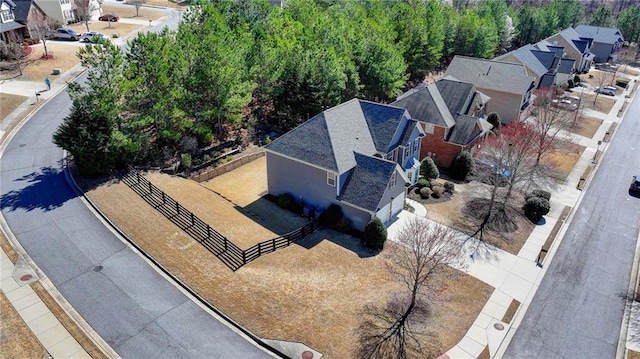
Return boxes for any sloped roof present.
[558,58,575,74]
[265,98,412,175]
[444,56,534,95]
[338,152,398,212]
[531,50,556,71]
[538,73,555,89]
[360,101,406,153]
[436,78,474,115]
[12,0,34,22]
[575,25,624,45]
[546,28,584,54]
[0,20,24,33]
[497,44,548,77]
[392,83,454,128]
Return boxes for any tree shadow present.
[1,166,77,212]
[295,228,377,259]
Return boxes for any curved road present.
[504,92,640,357]
[0,28,273,359]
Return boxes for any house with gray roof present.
[0,0,25,43]
[494,44,562,89]
[574,25,624,63]
[392,76,492,168]
[544,28,595,72]
[265,98,424,231]
[444,56,535,123]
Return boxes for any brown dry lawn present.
[582,93,616,113]
[0,291,48,359]
[85,157,492,358]
[549,142,584,181]
[570,116,602,138]
[148,0,191,8]
[102,4,166,20]
[1,43,82,82]
[0,93,28,121]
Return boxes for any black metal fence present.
[122,167,317,271]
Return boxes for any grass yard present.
[0,291,48,359]
[84,157,493,358]
[570,116,602,138]
[0,93,28,121]
[548,142,585,181]
[102,4,166,20]
[582,93,617,113]
[0,43,81,81]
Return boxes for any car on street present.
[48,28,80,41]
[630,176,640,196]
[80,32,106,42]
[99,14,119,22]
[596,85,617,96]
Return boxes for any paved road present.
[0,28,274,359]
[504,95,640,357]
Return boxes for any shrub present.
[431,185,444,198]
[523,197,550,223]
[416,178,430,189]
[420,157,439,180]
[277,192,295,210]
[180,153,192,169]
[419,187,432,199]
[450,151,474,181]
[525,189,552,201]
[444,181,455,193]
[487,112,501,128]
[364,217,387,249]
[319,204,343,227]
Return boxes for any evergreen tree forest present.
[54,0,640,176]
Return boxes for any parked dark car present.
[48,28,80,41]
[99,14,119,22]
[630,176,640,196]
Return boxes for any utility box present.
[52,68,61,75]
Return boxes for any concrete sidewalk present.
[389,71,639,358]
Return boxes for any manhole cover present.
[20,274,33,281]
[494,323,505,331]
[93,265,103,272]
[302,351,314,359]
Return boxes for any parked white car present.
[596,86,617,96]
[80,32,106,43]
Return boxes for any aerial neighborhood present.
[3,0,640,358]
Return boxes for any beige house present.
[544,28,594,73]
[444,56,535,124]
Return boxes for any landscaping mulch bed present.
[84,157,493,358]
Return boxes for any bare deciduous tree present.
[28,12,56,58]
[0,41,25,76]
[128,0,146,17]
[356,217,463,359]
[529,88,575,166]
[74,0,101,32]
[590,68,615,106]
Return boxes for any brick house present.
[392,76,493,169]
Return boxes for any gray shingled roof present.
[575,25,624,45]
[360,100,406,153]
[444,56,534,95]
[265,98,412,175]
[538,73,555,89]
[436,78,474,116]
[392,82,459,128]
[445,115,483,145]
[13,0,34,22]
[338,152,398,212]
[497,44,548,77]
[531,50,556,71]
[558,58,575,74]
[0,20,24,33]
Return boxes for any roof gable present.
[360,100,406,153]
[338,152,398,212]
[575,25,625,44]
[392,84,453,128]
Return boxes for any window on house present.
[327,171,336,187]
[388,171,397,189]
[407,171,413,183]
[1,10,14,21]
[413,138,419,155]
[60,0,71,4]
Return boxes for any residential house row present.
[0,0,101,42]
[264,24,625,232]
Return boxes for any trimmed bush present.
[319,204,344,227]
[419,187,432,199]
[416,178,430,189]
[364,217,387,249]
[449,151,474,181]
[444,181,455,193]
[431,185,444,198]
[523,197,550,223]
[525,189,552,201]
[180,153,192,169]
[277,192,295,210]
[420,157,439,180]
[487,112,501,128]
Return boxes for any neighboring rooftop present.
[575,25,624,45]
[444,56,534,95]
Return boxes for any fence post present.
[136,172,140,183]
[207,225,210,238]
[191,212,194,225]
[242,250,246,264]
[258,243,261,256]
[273,238,276,251]
[176,202,179,214]
[224,238,228,251]
[148,181,152,194]
[162,192,166,204]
